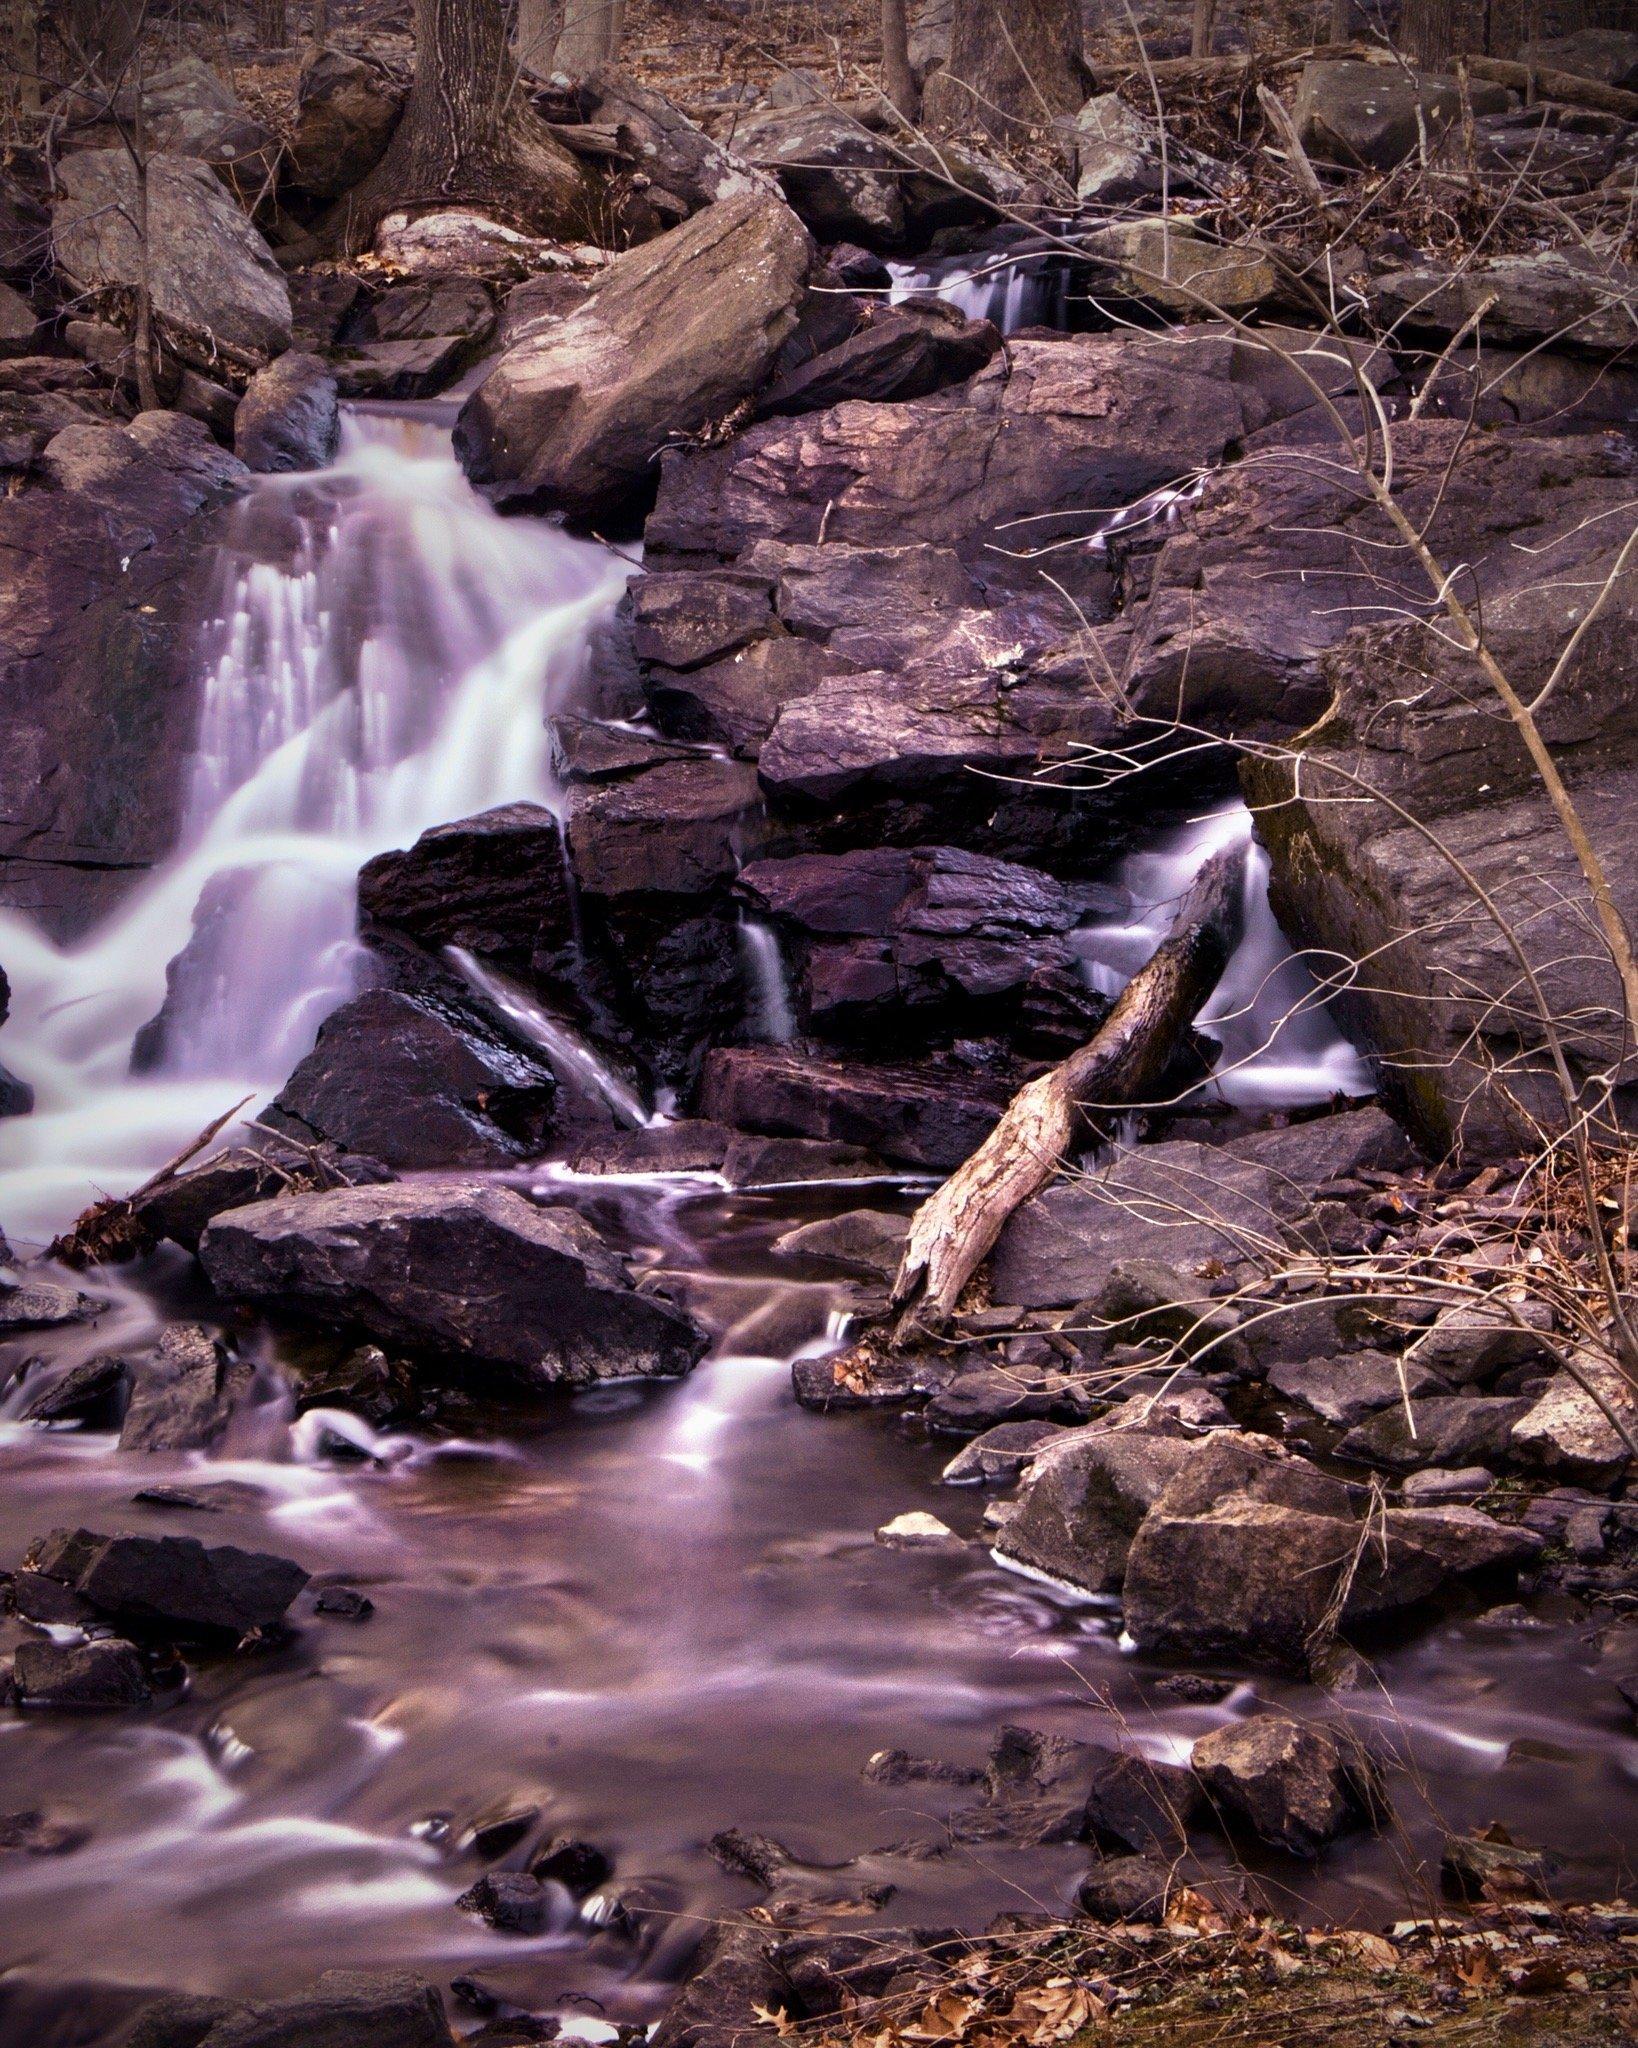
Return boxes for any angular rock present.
[630,571,777,670]
[118,1324,256,1453]
[330,334,474,401]
[456,193,811,523]
[953,1725,1104,1846]
[650,1924,785,2048]
[350,275,496,349]
[571,68,780,227]
[1269,1349,1449,1430]
[772,1208,909,1279]
[1518,29,1638,88]
[199,1179,708,1388]
[1076,1852,1175,1923]
[288,47,404,199]
[733,103,907,245]
[1337,1396,1532,1474]
[192,1971,451,2048]
[1192,1713,1374,1857]
[942,1418,1067,1484]
[358,802,576,970]
[641,627,831,756]
[566,757,764,899]
[1082,1747,1204,1856]
[29,1526,308,1636]
[233,353,338,474]
[756,300,1000,419]
[374,209,576,282]
[1092,1259,1247,1364]
[0,1278,97,1332]
[457,1871,555,1935]
[264,988,558,1170]
[1085,220,1276,316]
[12,1636,150,1711]
[923,1362,1091,1435]
[132,57,278,182]
[1405,1299,1554,1385]
[1373,250,1638,356]
[129,1137,393,1254]
[18,1352,129,1428]
[52,153,290,360]
[1293,60,1509,171]
[997,1427,1202,1593]
[1511,1353,1635,1487]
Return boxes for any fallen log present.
[1459,55,1638,122]
[888,841,1247,1331]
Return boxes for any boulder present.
[184,1971,451,2048]
[1517,30,1638,89]
[1191,1713,1374,1856]
[755,299,1000,419]
[329,334,475,400]
[942,1418,1067,1483]
[1292,60,1509,171]
[570,68,779,227]
[455,192,811,523]
[772,1207,909,1278]
[28,1526,308,1636]
[1081,1746,1204,1855]
[118,1323,257,1453]
[1269,1348,1448,1430]
[1405,1299,1554,1385]
[233,352,338,474]
[198,1179,708,1388]
[732,103,908,245]
[132,57,278,185]
[263,988,558,1170]
[457,1871,555,1934]
[1076,1852,1176,1923]
[566,756,765,898]
[699,1044,1014,1171]
[0,281,40,357]
[1337,1396,1532,1473]
[630,569,778,669]
[650,1925,786,2048]
[1084,220,1277,316]
[1510,1353,1635,1487]
[52,152,291,360]
[12,1637,150,1710]
[647,636,834,754]
[373,208,580,282]
[1072,93,1169,203]
[0,1277,99,1332]
[1373,250,1638,356]
[995,1426,1201,1593]
[128,1137,392,1254]
[358,801,576,973]
[348,275,496,348]
[18,1352,129,1427]
[287,47,405,199]
[953,1725,1105,1846]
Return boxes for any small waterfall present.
[0,412,631,1245]
[887,250,1068,334]
[737,916,796,1045]
[447,946,653,1130]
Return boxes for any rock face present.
[287,46,405,199]
[1192,1713,1374,1856]
[233,352,339,473]
[199,1180,708,1388]
[28,1526,308,1636]
[165,1971,451,2048]
[456,192,811,522]
[52,152,292,360]
[358,801,575,973]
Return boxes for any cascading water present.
[886,251,1069,334]
[736,915,797,1045]
[0,412,629,1246]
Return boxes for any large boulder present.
[565,755,766,899]
[569,68,780,226]
[1372,250,1638,357]
[27,1526,308,1637]
[731,102,909,245]
[287,47,405,199]
[1292,60,1509,171]
[455,191,811,523]
[1517,29,1638,89]
[1192,1713,1375,1856]
[233,352,338,473]
[52,151,291,360]
[996,1426,1202,1593]
[357,801,577,976]
[199,1179,708,1388]
[131,57,278,186]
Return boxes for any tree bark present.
[1401,0,1460,67]
[309,0,328,43]
[553,0,621,74]
[312,0,593,255]
[514,0,562,74]
[255,0,287,47]
[882,0,918,118]
[1,0,40,122]
[922,0,1086,141]
[889,842,1247,1330]
[1190,0,1217,59]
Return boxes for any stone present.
[129,1138,393,1254]
[192,1971,451,2048]
[876,1511,960,1547]
[1373,250,1638,357]
[733,103,907,245]
[456,193,811,523]
[29,1526,309,1636]
[313,1586,373,1621]
[1076,1852,1176,1923]
[629,570,777,670]
[1081,1747,1204,1856]
[358,801,575,971]
[699,1045,1014,1172]
[773,1930,947,2016]
[755,300,1000,419]
[118,1324,257,1454]
[1518,29,1638,89]
[1073,94,1170,204]
[131,57,277,182]
[1084,219,1276,316]
[1191,1713,1374,1856]
[1292,60,1509,172]
[649,1924,785,2048]
[530,1836,611,1894]
[566,757,764,899]
[1224,1106,1412,1193]
[1092,1259,1247,1364]
[233,353,338,474]
[954,1726,1103,1847]
[373,209,579,282]
[923,1363,1088,1435]
[199,1179,708,1389]
[287,47,404,198]
[329,334,474,401]
[12,1636,150,1710]
[573,68,779,227]
[1511,1353,1635,1487]
[791,1347,955,1410]
[942,1419,1067,1484]
[1404,1299,1555,1385]
[1440,1828,1554,1904]
[771,1208,909,1279]
[0,1809,88,1856]
[1401,1466,1493,1506]
[457,1871,555,1935]
[351,275,496,348]
[52,152,290,360]
[1337,1396,1532,1474]
[995,1427,1201,1594]
[0,1278,95,1331]
[0,280,39,357]
[18,1352,129,1427]
[1269,1348,1448,1430]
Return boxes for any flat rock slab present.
[29,1526,308,1636]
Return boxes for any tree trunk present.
[514,0,562,73]
[553,0,621,74]
[310,0,328,42]
[882,0,918,118]
[1401,0,1461,67]
[1,0,40,123]
[255,0,287,47]
[313,0,592,255]
[922,0,1086,141]
[888,843,1247,1331]
[1190,0,1217,59]
[62,0,142,86]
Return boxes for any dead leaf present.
[1327,1930,1400,1972]
[1007,1979,1104,2043]
[752,2005,795,2036]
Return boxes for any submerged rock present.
[199,1179,708,1388]
[12,1636,151,1711]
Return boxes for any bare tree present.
[1,0,40,126]
[60,0,143,83]
[254,0,286,47]
[882,0,918,119]
[923,0,1086,141]
[1401,0,1461,67]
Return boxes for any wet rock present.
[565,1119,732,1175]
[456,193,811,524]
[1192,1713,1376,1857]
[772,1929,947,2015]
[1081,1748,1204,1857]
[1401,1465,1493,1506]
[1092,1260,1247,1365]
[264,988,558,1170]
[233,353,338,474]
[792,1348,955,1411]
[630,570,778,670]
[650,1923,785,2048]
[11,1566,96,1626]
[1269,1348,1449,1430]
[942,1420,1066,1484]
[651,618,831,753]
[1293,59,1509,171]
[996,1427,1200,1593]
[126,1990,250,2048]
[199,1179,708,1389]
[288,47,405,199]
[1406,1299,1555,1385]
[877,1512,959,1547]
[52,153,290,360]
[1511,1353,1635,1487]
[923,1363,1091,1435]
[1337,1396,1532,1474]
[190,1970,451,2048]
[1076,1852,1175,1923]
[330,334,475,401]
[12,1636,151,1710]
[128,1138,392,1254]
[772,1209,909,1280]
[458,1871,556,1934]
[0,1808,88,1855]
[955,1726,1102,1847]
[312,1585,373,1621]
[17,1351,128,1427]
[116,1323,256,1454]
[566,757,765,899]
[530,1836,611,1895]
[862,1746,984,1787]
[0,1276,99,1331]
[358,801,575,973]
[28,1526,309,1636]
[700,1045,1013,1173]
[756,300,1000,419]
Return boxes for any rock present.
[650,1924,785,2048]
[733,103,907,245]
[1401,1465,1493,1506]
[1223,1105,1412,1191]
[1337,1396,1532,1474]
[924,1362,1090,1435]
[1191,1713,1375,1856]
[233,353,338,474]
[1373,250,1638,356]
[572,68,779,227]
[992,1141,1278,1310]
[565,1119,731,1175]
[0,1278,96,1332]
[12,1636,150,1710]
[351,275,497,349]
[566,757,764,899]
[773,1930,948,2016]
[0,280,40,357]
[699,1045,1014,1171]
[955,1725,1103,1846]
[358,802,575,972]
[373,209,580,283]
[456,193,811,523]
[457,1871,556,1935]
[791,1347,954,1410]
[128,1137,392,1254]
[0,1809,88,1856]
[133,57,278,186]
[52,152,290,360]
[722,1133,886,1184]
[1440,1827,1555,1904]
[1404,1299,1554,1385]
[1293,60,1509,171]
[313,1585,373,1621]
[755,299,1000,419]
[1076,1852,1176,1923]
[1269,1348,1448,1430]
[630,569,777,669]
[1092,1259,1247,1364]
[942,1419,1067,1483]
[1082,1748,1204,1856]
[530,1836,611,1894]
[1085,220,1276,316]
[1374,1505,1541,1585]
[1072,93,1170,203]
[996,1427,1201,1594]
[188,1971,452,2048]
[1518,29,1638,89]
[287,47,404,199]
[28,1526,309,1636]
[18,1352,129,1427]
[1511,1353,1635,1487]
[876,1511,959,1547]
[199,1179,708,1389]
[329,334,474,400]
[772,1209,909,1279]
[118,1324,257,1453]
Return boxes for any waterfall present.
[737,915,796,1045]
[446,945,653,1130]
[886,251,1068,334]
[0,411,630,1246]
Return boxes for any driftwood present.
[47,1096,252,1269]
[888,841,1247,1331]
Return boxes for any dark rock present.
[923,1365,1090,1435]
[1269,1348,1449,1430]
[199,1179,708,1388]
[29,1526,308,1636]
[733,102,909,245]
[1518,28,1638,88]
[234,353,339,474]
[458,1871,555,1934]
[0,280,40,357]
[699,1045,1013,1172]
[18,1351,128,1427]
[941,1419,1066,1483]
[565,1119,731,1175]
[1373,250,1638,357]
[1293,60,1509,171]
[792,1347,956,1410]
[118,1323,257,1454]
[358,801,575,971]
[1082,1748,1204,1856]
[265,988,558,1170]
[1337,1396,1532,1474]
[756,300,999,419]
[954,1726,1102,1846]
[720,1132,885,1184]
[130,1139,393,1255]
[1406,1300,1554,1385]
[646,636,836,756]
[772,1929,944,2016]
[1192,1713,1376,1856]
[651,1924,785,2048]
[127,1990,250,2048]
[330,335,474,400]
[1076,1852,1177,1923]
[11,1568,96,1624]
[1092,1259,1247,1364]
[530,1836,612,1894]
[12,1636,150,1709]
[630,571,777,670]
[0,1808,89,1855]
[771,1208,909,1279]
[313,1584,373,1621]
[996,1427,1200,1593]
[862,1746,984,1786]
[289,270,366,350]
[462,1805,539,1858]
[288,47,404,198]
[350,275,495,347]
[195,1970,451,2048]
[0,1277,97,1332]
[566,757,764,899]
[457,193,811,524]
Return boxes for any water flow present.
[447,946,653,1129]
[0,412,630,1245]
[737,915,797,1045]
[1074,801,1373,1109]
[887,252,1068,334]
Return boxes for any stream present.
[0,391,1634,2031]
